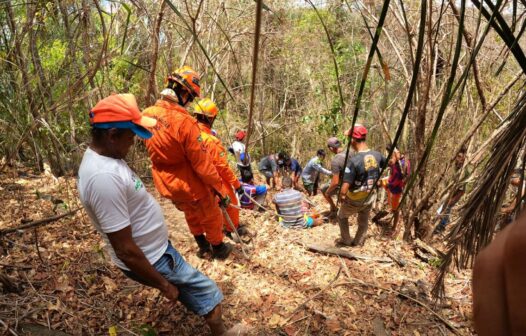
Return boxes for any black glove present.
[218,195,231,208]
[235,186,244,196]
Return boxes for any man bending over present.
[77,94,247,335]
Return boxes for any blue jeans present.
[123,242,223,316]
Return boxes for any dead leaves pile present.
[0,171,473,335]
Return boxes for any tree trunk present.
[146,1,167,105]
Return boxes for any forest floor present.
[0,168,473,335]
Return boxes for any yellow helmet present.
[193,98,219,118]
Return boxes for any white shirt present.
[232,140,247,165]
[77,148,168,270]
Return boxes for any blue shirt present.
[286,158,302,175]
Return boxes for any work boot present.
[194,235,211,258]
[236,225,250,236]
[211,242,233,260]
[226,227,252,244]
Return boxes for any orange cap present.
[90,94,156,128]
[89,94,157,139]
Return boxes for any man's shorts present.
[122,242,223,316]
[278,214,314,229]
[387,190,402,211]
[338,193,376,219]
[302,178,315,193]
[305,215,314,228]
[259,168,274,179]
[320,183,339,197]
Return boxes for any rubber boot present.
[194,234,211,258]
[337,216,353,246]
[212,242,233,260]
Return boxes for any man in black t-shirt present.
[337,125,386,247]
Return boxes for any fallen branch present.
[0,318,18,336]
[386,251,407,267]
[0,272,20,293]
[0,208,82,236]
[305,243,392,263]
[337,278,460,334]
[414,239,441,257]
[0,262,33,270]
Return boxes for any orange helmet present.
[167,66,201,98]
[193,98,218,118]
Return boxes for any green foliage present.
[429,257,443,268]
[138,324,157,336]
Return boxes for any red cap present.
[344,124,368,139]
[235,130,246,141]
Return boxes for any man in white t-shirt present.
[230,130,254,182]
[231,130,247,164]
[77,94,247,335]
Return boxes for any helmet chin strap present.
[175,91,186,106]
[178,91,195,107]
[162,82,195,107]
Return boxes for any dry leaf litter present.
[0,170,473,335]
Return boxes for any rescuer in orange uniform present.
[193,98,250,242]
[142,66,233,260]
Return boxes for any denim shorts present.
[122,242,223,316]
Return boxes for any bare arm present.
[325,174,340,195]
[340,182,350,201]
[272,200,280,214]
[107,227,179,302]
[503,211,526,334]
[312,160,332,176]
[473,225,511,336]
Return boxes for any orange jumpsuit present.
[142,99,226,245]
[198,123,242,231]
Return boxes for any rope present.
[242,190,271,212]
[220,205,250,259]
